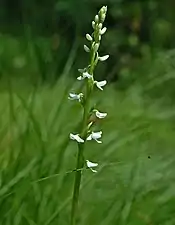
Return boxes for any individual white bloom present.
[99,55,109,61]
[86,160,98,173]
[86,34,93,41]
[95,110,107,119]
[100,27,107,35]
[87,131,102,143]
[95,80,107,90]
[77,72,92,81]
[84,45,90,53]
[68,93,83,102]
[70,133,84,143]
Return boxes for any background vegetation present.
[0,0,175,224]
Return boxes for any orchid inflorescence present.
[69,6,109,225]
[68,6,108,173]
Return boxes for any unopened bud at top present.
[99,6,107,23]
[100,6,107,15]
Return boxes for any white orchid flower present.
[86,160,98,173]
[87,131,102,143]
[94,80,107,90]
[95,110,107,119]
[70,133,84,143]
[77,72,92,81]
[68,93,83,102]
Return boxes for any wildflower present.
[77,72,92,81]
[70,133,84,143]
[68,93,83,102]
[87,131,102,143]
[98,55,109,61]
[86,160,98,173]
[95,110,107,119]
[94,80,107,90]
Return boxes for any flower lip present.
[70,133,84,143]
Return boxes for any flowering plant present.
[68,6,109,225]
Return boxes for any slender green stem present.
[70,143,85,225]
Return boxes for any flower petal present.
[87,131,102,143]
[95,80,107,90]
[68,93,83,102]
[86,160,98,168]
[86,160,98,173]
[91,131,102,139]
[83,72,92,79]
[100,27,107,35]
[70,133,84,143]
[95,110,107,119]
[77,76,84,80]
[99,55,109,61]
[86,135,92,141]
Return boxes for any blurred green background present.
[1,0,175,224]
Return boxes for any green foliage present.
[0,79,175,224]
[1,0,175,82]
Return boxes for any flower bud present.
[86,34,93,41]
[84,44,90,52]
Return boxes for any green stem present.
[70,143,85,225]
